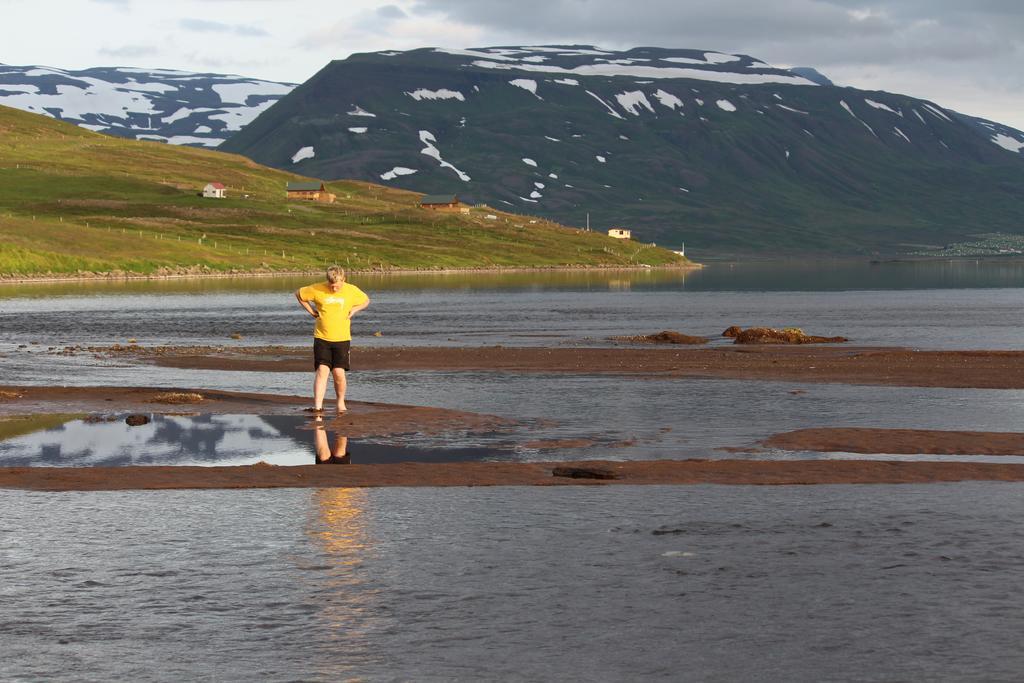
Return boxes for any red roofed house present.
[203,182,226,199]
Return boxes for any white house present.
[608,227,632,239]
[203,182,226,199]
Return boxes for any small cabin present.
[419,194,462,211]
[608,228,632,239]
[202,182,226,199]
[286,181,336,203]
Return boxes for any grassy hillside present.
[0,105,687,277]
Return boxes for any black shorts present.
[313,338,351,370]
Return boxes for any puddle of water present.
[0,413,514,467]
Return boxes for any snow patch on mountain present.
[0,64,295,146]
[347,105,376,117]
[419,130,470,181]
[662,52,741,66]
[653,89,683,110]
[776,103,808,115]
[212,81,291,105]
[522,157,538,167]
[139,134,223,147]
[209,99,277,132]
[716,99,737,112]
[921,103,952,122]
[470,60,819,86]
[553,78,579,86]
[509,79,541,98]
[992,133,1024,153]
[348,127,368,133]
[840,100,876,137]
[864,98,901,116]
[291,146,314,163]
[406,88,465,102]
[893,127,911,143]
[585,90,624,119]
[380,166,418,180]
[615,91,655,115]
[596,155,606,163]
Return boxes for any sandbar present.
[2,459,1024,491]
[761,428,1024,456]
[0,384,510,439]
[88,344,1024,389]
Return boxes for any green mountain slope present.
[0,105,686,277]
[220,46,1024,256]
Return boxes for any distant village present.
[199,180,685,256]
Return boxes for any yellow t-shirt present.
[298,282,369,341]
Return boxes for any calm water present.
[4,263,1024,680]
[3,261,1024,462]
[1,261,1024,351]
[0,413,515,467]
[3,484,1023,681]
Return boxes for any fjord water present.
[4,485,1024,681]
[4,261,1024,680]
[3,260,1024,463]
[3,260,1024,350]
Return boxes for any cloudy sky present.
[2,0,1022,129]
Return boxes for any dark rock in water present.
[552,466,620,480]
[734,327,848,344]
[722,326,743,338]
[125,414,150,426]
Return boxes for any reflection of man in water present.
[313,418,350,464]
[295,266,370,414]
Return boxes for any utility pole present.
[586,212,590,231]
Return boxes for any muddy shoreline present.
[5,385,1024,489]
[761,428,1024,455]
[94,344,1024,389]
[4,459,1024,491]
[0,384,511,439]
[0,263,700,284]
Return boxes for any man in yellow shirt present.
[295,266,370,414]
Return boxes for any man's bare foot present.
[336,403,347,414]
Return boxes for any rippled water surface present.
[3,262,1024,461]
[3,484,1024,682]
[2,261,1024,350]
[3,264,1024,680]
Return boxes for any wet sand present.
[4,459,1024,491]
[4,385,1024,489]
[105,344,1024,389]
[762,428,1024,455]
[0,385,511,439]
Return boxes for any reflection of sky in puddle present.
[0,414,513,467]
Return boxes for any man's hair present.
[326,266,345,284]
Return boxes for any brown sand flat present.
[0,385,511,439]
[100,344,1024,389]
[3,459,1024,491]
[762,428,1024,455]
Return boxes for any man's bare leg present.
[332,367,347,413]
[313,364,331,410]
